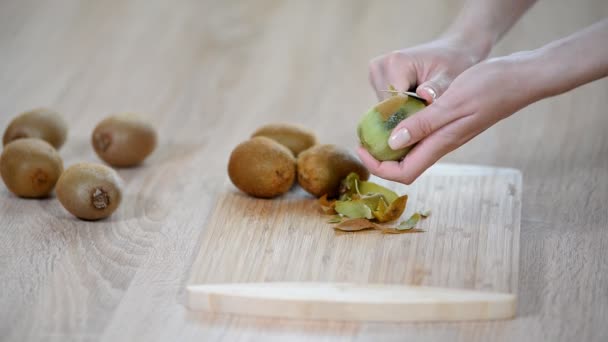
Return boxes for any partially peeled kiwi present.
[357,95,426,161]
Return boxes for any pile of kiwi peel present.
[228,123,369,199]
[1,109,157,220]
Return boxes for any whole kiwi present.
[297,144,369,198]
[3,108,68,149]
[251,123,317,156]
[92,113,157,167]
[56,162,123,220]
[228,136,296,198]
[0,138,63,198]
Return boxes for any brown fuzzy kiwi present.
[228,136,296,198]
[251,123,317,156]
[92,113,157,167]
[297,144,369,198]
[0,138,64,198]
[56,162,123,220]
[3,108,68,149]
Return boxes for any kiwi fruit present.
[0,138,64,198]
[358,95,426,161]
[56,162,123,220]
[92,113,157,167]
[251,123,317,156]
[3,108,68,149]
[297,144,369,198]
[228,136,296,198]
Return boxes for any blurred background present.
[0,0,606,171]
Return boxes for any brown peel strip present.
[318,194,337,214]
[374,195,408,223]
[333,218,377,232]
[334,218,424,234]
[379,227,425,234]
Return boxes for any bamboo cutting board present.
[187,163,522,320]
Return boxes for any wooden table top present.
[1,0,606,341]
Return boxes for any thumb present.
[416,72,453,104]
[387,100,454,150]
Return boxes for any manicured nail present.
[421,86,437,100]
[389,128,411,150]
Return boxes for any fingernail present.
[389,128,411,150]
[421,86,437,100]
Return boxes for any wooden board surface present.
[1,0,607,341]
[188,164,521,297]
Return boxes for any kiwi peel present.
[357,94,426,161]
[319,172,409,223]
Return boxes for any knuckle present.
[444,139,461,152]
[368,68,376,84]
[368,58,379,71]
[437,131,462,151]
[386,51,402,68]
[399,173,416,185]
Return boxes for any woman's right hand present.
[360,52,543,184]
[368,36,489,103]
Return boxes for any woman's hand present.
[359,52,542,184]
[368,36,489,103]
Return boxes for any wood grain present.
[0,0,607,341]
[187,282,516,321]
[188,165,521,294]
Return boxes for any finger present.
[370,52,418,100]
[391,137,455,185]
[368,58,387,100]
[416,73,453,104]
[356,146,380,171]
[356,147,405,182]
[388,100,462,150]
[394,115,480,184]
[385,56,416,95]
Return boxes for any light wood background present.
[0,0,606,341]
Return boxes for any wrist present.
[500,49,555,105]
[528,24,608,99]
[440,26,495,63]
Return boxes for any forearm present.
[442,0,537,61]
[528,19,608,99]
